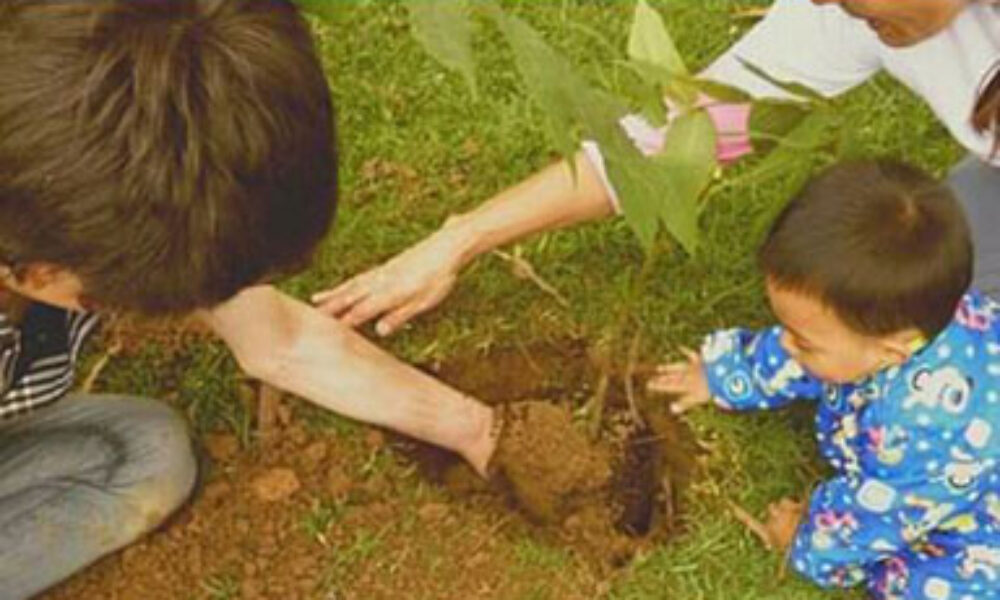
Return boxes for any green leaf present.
[682,76,753,103]
[751,109,838,183]
[748,99,810,152]
[583,98,707,254]
[748,109,839,237]
[637,88,669,128]
[616,62,669,126]
[490,6,590,165]
[576,90,665,250]
[407,0,477,97]
[604,144,704,255]
[489,3,705,253]
[625,61,753,108]
[626,59,698,107]
[604,152,665,251]
[628,0,687,77]
[656,110,717,216]
[737,58,827,103]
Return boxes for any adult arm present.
[198,285,496,474]
[314,102,754,337]
[315,0,883,335]
[313,151,611,335]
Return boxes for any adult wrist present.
[440,212,486,270]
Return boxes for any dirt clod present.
[417,502,450,522]
[365,429,387,450]
[326,464,354,498]
[303,440,329,465]
[203,433,239,462]
[251,468,301,502]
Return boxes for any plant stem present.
[584,233,665,435]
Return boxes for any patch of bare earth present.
[408,338,701,568]
[45,339,700,599]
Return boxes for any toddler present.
[651,160,1000,600]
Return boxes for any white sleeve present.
[581,115,672,214]
[701,0,884,99]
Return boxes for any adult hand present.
[646,347,711,414]
[311,221,470,336]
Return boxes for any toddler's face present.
[765,279,902,384]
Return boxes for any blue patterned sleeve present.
[700,326,824,411]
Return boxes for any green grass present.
[307,2,960,598]
[301,499,346,546]
[92,1,964,598]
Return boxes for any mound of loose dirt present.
[490,401,613,524]
[401,339,704,566]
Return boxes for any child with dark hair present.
[0,1,500,597]
[650,160,1000,599]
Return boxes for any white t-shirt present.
[702,0,1000,163]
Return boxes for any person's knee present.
[111,399,198,536]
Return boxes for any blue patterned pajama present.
[702,290,1000,599]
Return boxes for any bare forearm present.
[203,287,495,468]
[445,151,613,266]
[269,301,486,445]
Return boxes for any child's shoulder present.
[876,293,1000,439]
[940,289,1000,376]
[952,288,1000,338]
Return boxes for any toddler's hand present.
[729,496,805,553]
[646,346,711,414]
[763,497,805,553]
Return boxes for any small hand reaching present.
[646,346,711,414]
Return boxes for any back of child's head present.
[0,0,337,314]
[759,159,971,340]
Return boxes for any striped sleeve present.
[0,309,100,420]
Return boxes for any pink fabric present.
[702,101,753,162]
[581,100,754,214]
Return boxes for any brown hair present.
[0,0,337,314]
[760,160,971,339]
[972,62,1000,154]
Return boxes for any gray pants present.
[0,394,197,600]
[950,155,1000,298]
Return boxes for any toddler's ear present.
[878,329,925,367]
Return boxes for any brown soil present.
[490,401,613,524]
[44,338,699,599]
[399,338,700,565]
[100,313,215,358]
